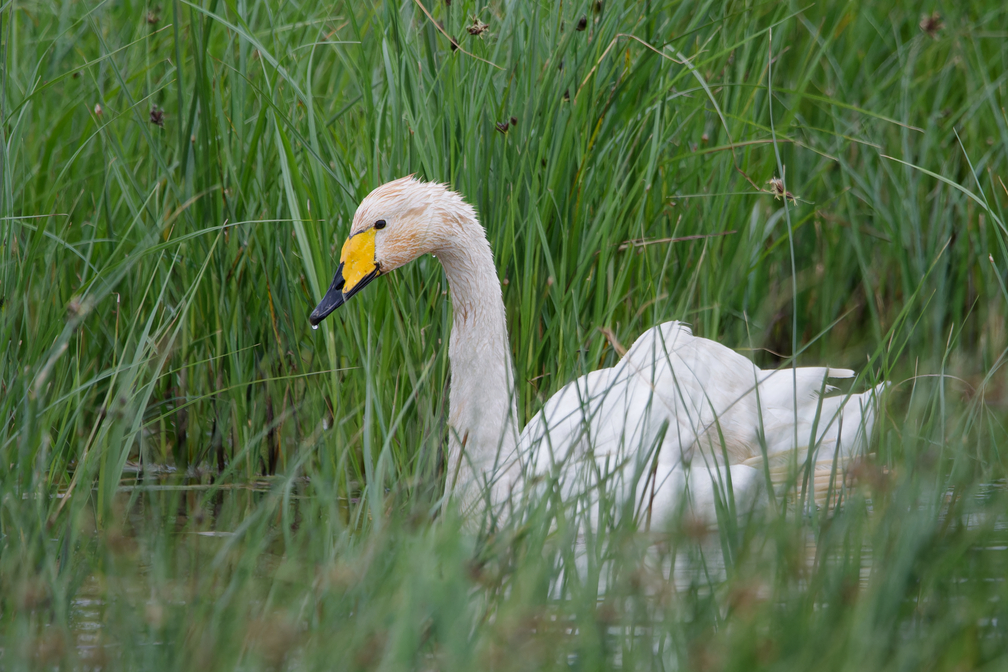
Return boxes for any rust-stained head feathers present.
[310,176,478,326]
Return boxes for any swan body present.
[310,177,885,527]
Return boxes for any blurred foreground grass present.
[1,0,1007,669]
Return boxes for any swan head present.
[309,176,472,326]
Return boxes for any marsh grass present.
[1,0,1007,669]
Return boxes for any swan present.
[309,177,885,528]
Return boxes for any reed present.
[1,0,1006,668]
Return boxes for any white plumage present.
[310,177,886,528]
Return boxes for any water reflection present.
[63,477,1008,659]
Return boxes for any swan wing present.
[508,321,885,526]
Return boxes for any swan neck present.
[435,216,519,509]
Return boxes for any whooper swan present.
[309,177,885,527]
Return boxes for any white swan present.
[310,177,885,528]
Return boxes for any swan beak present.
[309,229,380,326]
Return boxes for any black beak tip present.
[309,290,345,327]
[308,263,380,329]
[310,263,347,328]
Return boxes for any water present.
[58,479,1008,663]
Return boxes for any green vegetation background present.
[1,0,1006,668]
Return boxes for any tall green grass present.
[1,0,1006,668]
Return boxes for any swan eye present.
[374,219,387,230]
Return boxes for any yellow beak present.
[309,229,380,326]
